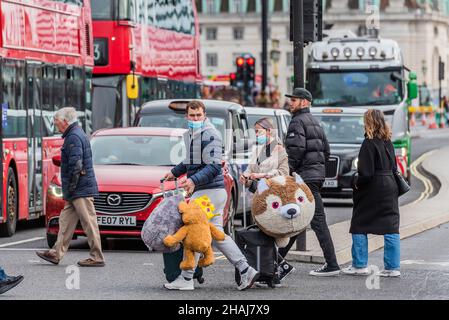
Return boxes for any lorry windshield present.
[308,70,403,107]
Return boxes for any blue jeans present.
[0,267,6,281]
[351,234,400,270]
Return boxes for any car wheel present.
[46,233,57,248]
[225,194,236,239]
[0,168,18,237]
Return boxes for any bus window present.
[1,59,27,138]
[42,65,55,136]
[54,66,66,111]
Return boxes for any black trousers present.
[278,181,339,268]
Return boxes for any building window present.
[287,52,293,66]
[348,0,359,9]
[232,0,243,13]
[206,53,218,67]
[195,0,202,13]
[206,27,217,40]
[233,27,244,40]
[247,0,256,12]
[206,0,217,14]
[274,0,283,11]
[220,0,229,12]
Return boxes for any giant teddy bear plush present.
[163,200,225,270]
[251,173,315,248]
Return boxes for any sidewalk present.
[287,145,449,265]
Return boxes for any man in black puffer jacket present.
[279,88,340,277]
[36,107,105,268]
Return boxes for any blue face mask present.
[256,135,268,145]
[188,120,203,130]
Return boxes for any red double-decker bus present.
[0,0,94,236]
[91,0,202,130]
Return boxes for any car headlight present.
[48,183,63,198]
[352,158,359,170]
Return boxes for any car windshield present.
[91,135,185,166]
[138,113,226,139]
[315,115,365,144]
[308,70,403,107]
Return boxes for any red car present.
[45,127,235,248]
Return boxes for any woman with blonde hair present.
[342,109,401,277]
[239,117,289,190]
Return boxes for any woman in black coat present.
[342,109,401,278]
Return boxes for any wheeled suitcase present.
[234,225,278,288]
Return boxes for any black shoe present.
[0,275,24,295]
[278,260,295,281]
[309,263,340,277]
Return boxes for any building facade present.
[197,0,449,103]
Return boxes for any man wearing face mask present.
[281,88,341,277]
[164,100,259,291]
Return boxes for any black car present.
[311,107,367,199]
[134,99,253,226]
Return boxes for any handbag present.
[384,142,410,196]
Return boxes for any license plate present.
[323,180,338,188]
[97,215,136,227]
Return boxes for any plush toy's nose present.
[280,204,301,219]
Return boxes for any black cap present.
[285,87,313,102]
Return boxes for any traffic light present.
[229,72,236,86]
[245,56,255,85]
[236,56,245,83]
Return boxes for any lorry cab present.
[306,35,416,183]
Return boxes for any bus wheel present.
[46,233,57,248]
[0,168,18,237]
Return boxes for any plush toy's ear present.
[293,172,304,185]
[257,178,270,194]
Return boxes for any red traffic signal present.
[230,73,236,80]
[246,57,255,66]
[236,57,245,67]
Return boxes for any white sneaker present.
[341,266,371,276]
[377,269,401,277]
[164,275,194,290]
[237,267,260,291]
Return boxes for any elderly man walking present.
[36,107,105,267]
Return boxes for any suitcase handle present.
[246,224,258,231]
[160,177,179,197]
